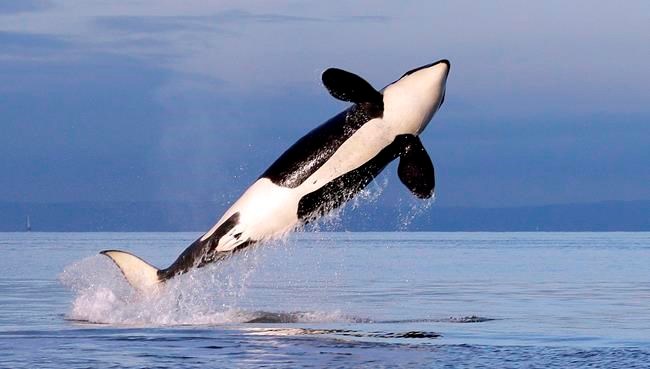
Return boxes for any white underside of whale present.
[205,116,393,252]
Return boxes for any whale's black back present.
[296,137,400,221]
[261,102,383,189]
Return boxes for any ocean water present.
[0,232,649,368]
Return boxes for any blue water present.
[1,232,649,368]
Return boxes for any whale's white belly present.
[206,118,393,250]
[297,118,392,194]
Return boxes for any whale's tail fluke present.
[100,250,161,292]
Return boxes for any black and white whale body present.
[101,59,450,291]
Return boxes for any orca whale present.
[101,59,450,292]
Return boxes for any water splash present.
[59,252,257,326]
[59,246,360,326]
[350,176,388,210]
[301,175,389,233]
[397,194,434,231]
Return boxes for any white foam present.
[59,251,357,326]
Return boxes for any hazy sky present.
[1,1,649,207]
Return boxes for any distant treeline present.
[1,200,648,232]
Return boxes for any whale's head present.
[382,59,450,135]
[321,59,449,135]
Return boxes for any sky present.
[1,1,649,208]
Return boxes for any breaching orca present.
[101,59,450,292]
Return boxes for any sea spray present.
[350,176,388,211]
[59,238,362,326]
[302,174,389,232]
[397,195,434,231]
[59,249,267,325]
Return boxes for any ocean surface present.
[0,232,649,368]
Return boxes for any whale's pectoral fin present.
[396,135,435,199]
[322,68,383,105]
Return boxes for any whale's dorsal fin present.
[396,135,435,199]
[322,68,383,105]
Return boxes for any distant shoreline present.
[1,200,648,232]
